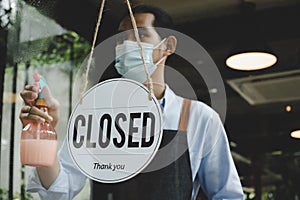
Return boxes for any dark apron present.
[92,99,193,200]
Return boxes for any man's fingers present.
[41,86,59,109]
[20,91,37,104]
[41,86,51,101]
[24,85,38,92]
[20,105,32,114]
[20,105,45,123]
[30,106,53,122]
[20,112,46,123]
[20,85,38,104]
[20,105,53,123]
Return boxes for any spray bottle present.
[20,73,57,167]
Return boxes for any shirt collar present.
[160,85,182,130]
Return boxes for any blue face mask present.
[114,39,166,83]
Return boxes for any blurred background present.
[0,0,299,199]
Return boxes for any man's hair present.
[131,4,174,29]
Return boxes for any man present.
[20,4,244,200]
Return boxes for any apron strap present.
[178,98,191,132]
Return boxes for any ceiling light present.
[226,52,277,71]
[290,130,300,139]
[230,141,237,147]
[209,88,218,94]
[226,1,277,71]
[271,150,282,156]
[285,105,292,112]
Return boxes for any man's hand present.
[19,85,60,128]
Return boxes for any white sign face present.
[67,79,163,183]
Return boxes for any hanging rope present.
[81,0,154,101]
[125,0,154,100]
[81,0,106,102]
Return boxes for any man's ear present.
[164,35,177,56]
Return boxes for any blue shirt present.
[27,85,244,200]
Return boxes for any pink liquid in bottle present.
[20,99,57,167]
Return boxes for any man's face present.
[118,13,166,64]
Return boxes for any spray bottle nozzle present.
[32,73,48,101]
[33,73,40,81]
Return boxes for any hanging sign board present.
[67,78,163,183]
